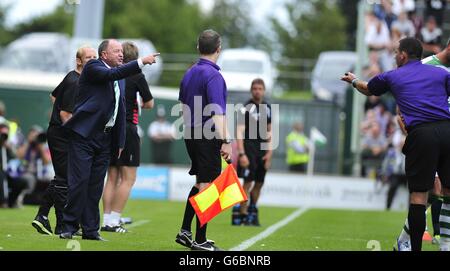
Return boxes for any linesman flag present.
[189,164,247,227]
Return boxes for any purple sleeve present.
[367,72,391,96]
[206,74,226,115]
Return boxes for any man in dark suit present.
[60,39,159,240]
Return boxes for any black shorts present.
[184,137,222,183]
[238,140,267,183]
[403,120,450,192]
[110,122,140,167]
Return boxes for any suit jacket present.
[64,59,141,149]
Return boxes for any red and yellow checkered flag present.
[189,164,247,227]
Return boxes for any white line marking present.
[126,220,150,229]
[229,207,309,251]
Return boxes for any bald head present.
[76,46,97,72]
[98,39,124,67]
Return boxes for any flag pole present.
[307,140,315,177]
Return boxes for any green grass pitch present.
[0,199,438,251]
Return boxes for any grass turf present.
[0,199,439,251]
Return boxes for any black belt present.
[103,126,113,133]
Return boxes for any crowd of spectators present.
[0,100,53,208]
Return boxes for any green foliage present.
[203,0,253,49]
[271,0,347,90]
[103,0,205,54]
[13,5,74,38]
[272,0,347,59]
[0,201,439,251]
[0,4,13,46]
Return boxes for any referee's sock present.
[408,204,426,251]
[181,186,199,232]
[195,217,207,244]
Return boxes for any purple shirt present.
[179,58,227,127]
[368,60,450,128]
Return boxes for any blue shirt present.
[179,58,227,128]
[368,60,450,128]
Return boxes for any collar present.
[198,58,220,70]
[403,59,421,67]
[101,60,111,69]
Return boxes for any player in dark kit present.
[31,46,97,235]
[236,78,272,226]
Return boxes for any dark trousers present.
[0,170,7,205]
[63,130,111,237]
[6,175,28,207]
[37,125,69,222]
[151,140,172,164]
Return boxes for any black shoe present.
[191,241,223,251]
[250,217,261,226]
[32,215,53,235]
[175,230,215,248]
[54,224,64,235]
[175,230,193,248]
[101,225,128,233]
[82,235,108,241]
[59,232,73,239]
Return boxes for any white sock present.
[440,202,450,250]
[398,218,410,243]
[110,211,121,227]
[425,209,429,232]
[103,213,111,227]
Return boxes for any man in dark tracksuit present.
[31,46,97,235]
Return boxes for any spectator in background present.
[419,16,443,55]
[375,102,392,137]
[361,109,378,136]
[425,0,447,26]
[3,125,48,208]
[0,123,28,208]
[391,11,416,38]
[374,0,397,30]
[364,96,384,113]
[147,105,175,164]
[361,121,388,178]
[101,41,154,233]
[363,51,383,80]
[0,100,24,149]
[392,0,415,16]
[285,122,310,173]
[382,116,407,210]
[365,15,393,71]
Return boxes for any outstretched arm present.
[340,72,371,96]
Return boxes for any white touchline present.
[229,207,309,251]
[126,220,150,229]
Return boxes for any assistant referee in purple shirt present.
[341,37,450,251]
[175,29,232,251]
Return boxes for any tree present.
[12,5,74,41]
[0,4,13,46]
[203,0,253,49]
[271,0,347,90]
[103,0,205,54]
